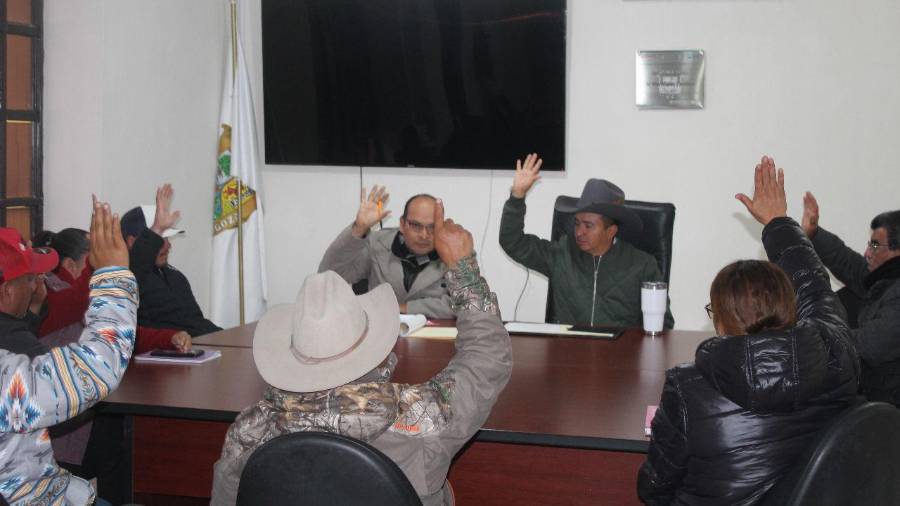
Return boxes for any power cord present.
[513,269,530,321]
[478,170,494,261]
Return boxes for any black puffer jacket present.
[811,227,900,406]
[638,218,860,505]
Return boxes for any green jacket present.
[499,195,674,328]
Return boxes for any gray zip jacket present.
[319,225,454,318]
[211,255,512,506]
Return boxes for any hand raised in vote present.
[352,185,391,238]
[89,198,129,269]
[801,191,820,238]
[511,153,543,199]
[432,199,474,266]
[735,155,788,226]
[151,184,181,235]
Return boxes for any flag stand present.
[231,0,246,325]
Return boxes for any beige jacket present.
[319,225,454,318]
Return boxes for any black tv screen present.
[262,0,566,170]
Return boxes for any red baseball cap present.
[0,228,59,283]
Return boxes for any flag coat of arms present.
[211,0,267,327]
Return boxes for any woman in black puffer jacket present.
[638,157,860,505]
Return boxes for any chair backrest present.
[547,197,675,323]
[761,401,900,506]
[236,432,422,506]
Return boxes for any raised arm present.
[390,200,512,495]
[738,156,848,328]
[801,191,869,294]
[318,185,392,281]
[499,153,552,275]
[0,200,137,433]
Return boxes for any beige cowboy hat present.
[253,271,401,392]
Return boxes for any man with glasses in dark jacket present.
[801,193,900,406]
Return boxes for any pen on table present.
[377,199,384,229]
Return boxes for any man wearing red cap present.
[0,228,59,358]
[0,201,138,505]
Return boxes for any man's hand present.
[432,199,474,266]
[29,275,47,315]
[352,185,391,238]
[89,199,129,269]
[735,155,788,226]
[801,191,820,238]
[151,184,181,236]
[171,331,192,353]
[511,153,543,199]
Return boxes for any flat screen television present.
[262,0,567,170]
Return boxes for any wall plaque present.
[636,50,705,109]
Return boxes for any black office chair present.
[236,432,422,506]
[761,401,900,506]
[547,196,676,323]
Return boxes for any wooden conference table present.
[99,323,710,505]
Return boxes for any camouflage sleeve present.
[444,254,500,316]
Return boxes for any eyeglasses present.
[403,219,434,234]
[867,240,884,252]
[704,303,713,319]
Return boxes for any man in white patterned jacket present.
[0,201,137,505]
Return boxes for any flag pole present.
[230,0,246,325]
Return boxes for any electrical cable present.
[478,170,494,260]
[513,269,530,321]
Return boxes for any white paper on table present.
[399,314,428,337]
[504,321,617,338]
[504,321,571,335]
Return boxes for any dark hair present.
[401,194,436,219]
[709,260,797,335]
[871,210,900,250]
[33,228,89,263]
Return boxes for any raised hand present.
[89,198,129,269]
[432,199,474,266]
[801,191,820,238]
[151,184,181,235]
[352,185,391,237]
[511,153,543,199]
[735,155,788,226]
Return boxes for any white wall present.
[45,0,225,310]
[45,0,900,331]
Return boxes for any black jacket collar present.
[390,232,438,266]
[864,256,900,290]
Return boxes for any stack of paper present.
[407,327,458,340]
[134,349,222,365]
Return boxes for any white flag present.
[211,0,267,327]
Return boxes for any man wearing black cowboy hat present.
[499,153,673,328]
